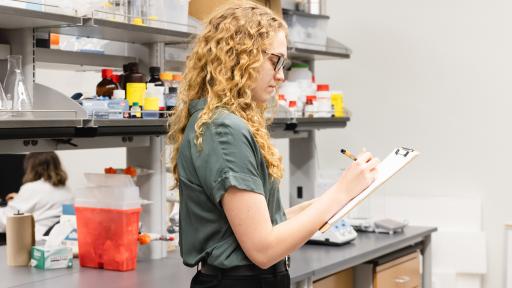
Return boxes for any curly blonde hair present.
[168,1,287,188]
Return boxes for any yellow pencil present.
[340,149,357,161]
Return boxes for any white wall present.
[317,1,512,287]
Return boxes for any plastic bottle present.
[119,64,129,91]
[130,101,142,118]
[316,84,331,117]
[125,62,146,109]
[145,84,165,118]
[171,73,182,90]
[160,71,173,87]
[143,97,159,119]
[96,69,117,98]
[160,72,173,118]
[109,89,129,119]
[165,87,178,111]
[111,74,121,90]
[331,91,344,117]
[288,100,297,118]
[304,96,315,118]
[287,63,312,82]
[148,66,163,86]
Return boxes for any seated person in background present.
[0,152,73,240]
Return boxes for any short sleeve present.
[191,116,264,205]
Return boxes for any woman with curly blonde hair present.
[168,2,379,287]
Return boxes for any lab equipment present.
[308,219,357,246]
[4,55,33,111]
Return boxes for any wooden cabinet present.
[314,268,353,288]
[374,251,420,288]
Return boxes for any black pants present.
[190,270,291,288]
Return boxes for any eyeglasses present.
[266,51,292,72]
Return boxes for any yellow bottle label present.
[331,92,344,117]
[126,83,146,107]
[144,97,159,111]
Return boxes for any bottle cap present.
[111,74,120,84]
[101,69,113,79]
[317,84,329,91]
[306,95,316,101]
[133,102,139,106]
[291,63,309,69]
[288,100,297,108]
[127,62,139,73]
[172,74,182,81]
[160,72,173,81]
[278,94,286,101]
[149,66,161,76]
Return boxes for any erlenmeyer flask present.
[0,83,9,119]
[4,55,33,112]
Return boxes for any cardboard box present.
[30,246,73,270]
[189,0,282,21]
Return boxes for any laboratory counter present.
[1,226,436,288]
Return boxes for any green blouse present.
[177,98,286,268]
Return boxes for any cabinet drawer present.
[374,251,420,288]
[313,268,353,288]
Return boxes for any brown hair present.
[23,152,67,187]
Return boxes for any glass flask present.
[4,55,33,111]
[0,83,9,119]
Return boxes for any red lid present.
[317,84,329,91]
[306,95,316,101]
[111,74,120,83]
[102,69,113,79]
[278,94,286,101]
[288,100,297,108]
[306,98,314,105]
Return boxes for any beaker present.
[4,55,33,111]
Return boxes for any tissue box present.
[30,246,73,270]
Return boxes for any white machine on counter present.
[307,219,357,246]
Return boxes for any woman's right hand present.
[5,192,17,202]
[332,152,380,202]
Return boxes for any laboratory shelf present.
[288,38,352,61]
[270,116,350,132]
[85,119,168,137]
[0,119,80,140]
[0,4,81,29]
[35,48,137,69]
[0,118,168,140]
[38,17,196,44]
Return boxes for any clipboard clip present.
[395,147,415,157]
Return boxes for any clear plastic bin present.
[283,9,329,48]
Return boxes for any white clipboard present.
[319,147,420,232]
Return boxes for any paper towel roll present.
[6,212,35,266]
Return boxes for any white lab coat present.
[0,179,73,240]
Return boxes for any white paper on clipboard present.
[319,147,420,232]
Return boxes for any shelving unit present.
[0,2,353,260]
[38,16,196,44]
[0,4,81,29]
[288,38,352,61]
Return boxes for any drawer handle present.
[394,276,411,284]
